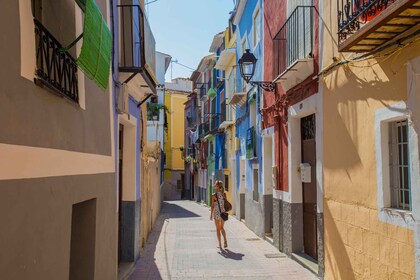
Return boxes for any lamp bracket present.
[250,81,276,93]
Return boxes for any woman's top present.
[212,191,226,221]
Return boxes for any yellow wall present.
[164,91,188,180]
[171,94,187,169]
[321,1,418,279]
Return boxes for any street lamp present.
[238,49,276,92]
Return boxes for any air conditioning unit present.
[117,84,129,114]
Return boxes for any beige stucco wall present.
[321,1,419,279]
[0,1,117,279]
[140,139,162,247]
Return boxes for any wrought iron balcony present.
[273,6,315,92]
[34,19,79,103]
[199,122,210,137]
[194,83,207,99]
[337,0,420,52]
[118,4,156,89]
[208,114,218,133]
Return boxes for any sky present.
[146,0,235,81]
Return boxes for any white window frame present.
[375,101,418,229]
[252,6,261,48]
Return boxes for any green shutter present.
[77,0,112,91]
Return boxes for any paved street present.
[129,200,317,280]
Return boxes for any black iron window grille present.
[389,120,411,210]
[301,114,316,140]
[34,19,79,103]
[273,6,314,78]
[337,0,396,43]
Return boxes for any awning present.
[214,48,235,71]
[77,0,112,90]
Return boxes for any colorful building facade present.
[163,78,192,200]
[321,0,420,279]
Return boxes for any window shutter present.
[77,0,112,90]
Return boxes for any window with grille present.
[389,120,411,210]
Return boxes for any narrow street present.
[128,201,317,280]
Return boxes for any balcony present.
[214,48,236,71]
[194,83,208,99]
[273,6,315,92]
[199,122,210,138]
[208,114,218,133]
[228,66,247,106]
[337,0,420,52]
[219,100,235,129]
[118,4,157,93]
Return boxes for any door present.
[301,114,317,260]
[118,124,124,263]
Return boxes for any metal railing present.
[220,101,227,124]
[273,6,314,77]
[34,19,79,102]
[337,0,396,43]
[199,122,209,137]
[209,114,218,132]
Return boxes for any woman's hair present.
[216,180,224,192]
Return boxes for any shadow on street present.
[217,249,245,261]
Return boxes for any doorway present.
[118,124,124,263]
[69,198,97,280]
[301,114,317,260]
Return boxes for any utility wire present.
[318,29,420,77]
[172,60,196,71]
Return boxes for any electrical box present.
[272,166,277,188]
[300,163,311,183]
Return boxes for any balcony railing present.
[208,114,218,132]
[194,83,207,99]
[118,5,156,80]
[337,0,420,52]
[220,101,227,124]
[273,6,314,78]
[199,122,209,137]
[34,19,79,103]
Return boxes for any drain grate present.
[245,238,260,241]
[265,253,285,258]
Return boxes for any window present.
[241,37,247,55]
[389,120,411,210]
[374,101,419,229]
[253,8,261,47]
[253,169,259,201]
[225,175,229,192]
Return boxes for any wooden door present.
[118,124,124,263]
[301,114,317,260]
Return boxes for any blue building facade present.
[234,0,267,237]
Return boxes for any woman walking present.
[210,180,228,249]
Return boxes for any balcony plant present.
[147,103,168,121]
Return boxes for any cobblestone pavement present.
[129,200,317,280]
